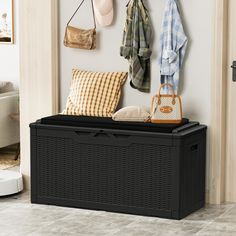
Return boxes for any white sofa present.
[0,90,20,148]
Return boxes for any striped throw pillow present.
[63,69,128,117]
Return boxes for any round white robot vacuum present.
[0,170,23,196]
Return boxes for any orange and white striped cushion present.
[63,69,128,117]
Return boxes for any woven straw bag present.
[150,83,182,124]
[64,26,96,50]
[64,0,96,50]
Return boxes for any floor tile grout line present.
[212,204,236,221]
[194,221,217,235]
[194,205,236,235]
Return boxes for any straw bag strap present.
[67,0,96,28]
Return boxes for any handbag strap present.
[67,0,96,28]
[157,83,176,104]
[158,83,175,96]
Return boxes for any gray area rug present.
[0,155,19,170]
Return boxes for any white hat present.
[94,0,114,27]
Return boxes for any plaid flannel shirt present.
[120,0,152,93]
[159,0,188,94]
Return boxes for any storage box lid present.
[39,115,190,133]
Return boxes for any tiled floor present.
[0,192,235,236]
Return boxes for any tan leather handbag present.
[64,0,96,50]
[150,83,183,124]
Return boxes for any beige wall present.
[59,0,213,125]
[59,0,213,192]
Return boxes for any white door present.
[226,0,236,202]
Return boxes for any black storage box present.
[30,115,207,220]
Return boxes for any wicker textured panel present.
[181,142,206,210]
[37,136,172,211]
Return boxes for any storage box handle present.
[75,130,112,138]
[93,131,114,138]
[74,130,132,146]
[191,144,199,151]
[75,130,130,139]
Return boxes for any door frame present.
[209,0,228,204]
[19,0,59,189]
